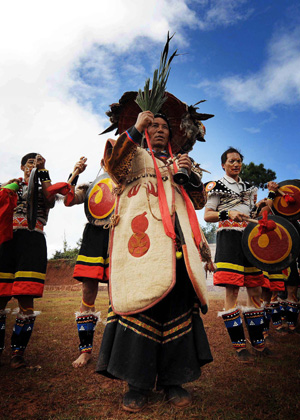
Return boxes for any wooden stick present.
[163,155,211,174]
[277,189,294,197]
[193,163,211,174]
[198,167,211,174]
[244,217,259,224]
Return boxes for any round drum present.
[273,179,300,221]
[242,215,299,272]
[84,173,116,226]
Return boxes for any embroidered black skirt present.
[73,223,109,283]
[96,257,213,390]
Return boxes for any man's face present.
[147,117,170,152]
[21,157,36,179]
[222,152,242,179]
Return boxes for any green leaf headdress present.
[135,32,178,113]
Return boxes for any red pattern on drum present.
[274,185,300,216]
[249,224,292,264]
[88,180,115,219]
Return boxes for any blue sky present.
[1,0,299,255]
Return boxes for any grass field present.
[0,289,299,420]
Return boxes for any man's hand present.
[35,154,46,170]
[74,156,87,174]
[204,260,216,273]
[228,210,248,222]
[177,154,192,175]
[267,181,278,192]
[2,178,22,187]
[255,198,268,209]
[135,111,154,133]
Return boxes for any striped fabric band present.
[76,255,109,265]
[13,217,44,232]
[218,220,248,230]
[126,130,139,145]
[106,305,195,345]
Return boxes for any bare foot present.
[10,355,27,369]
[72,352,92,368]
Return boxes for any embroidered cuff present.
[218,210,229,221]
[68,173,79,186]
[126,126,143,146]
[267,190,276,200]
[250,205,260,218]
[38,169,51,183]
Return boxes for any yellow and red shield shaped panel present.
[85,173,116,226]
[242,215,299,272]
[273,179,300,221]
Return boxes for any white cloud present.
[0,0,198,255]
[193,0,253,30]
[243,127,261,134]
[198,26,300,111]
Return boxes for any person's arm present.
[66,184,89,207]
[204,207,219,223]
[204,206,249,223]
[1,178,22,187]
[177,154,206,209]
[64,157,87,207]
[257,181,279,216]
[204,194,219,223]
[104,111,154,184]
[36,154,55,208]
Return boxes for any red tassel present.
[47,182,72,196]
[255,210,276,237]
[145,130,176,242]
[65,190,75,205]
[47,182,75,205]
[283,194,295,203]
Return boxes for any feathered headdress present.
[101,33,214,153]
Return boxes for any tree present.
[50,236,82,262]
[201,223,217,244]
[240,162,276,190]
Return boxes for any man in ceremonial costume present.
[96,110,213,412]
[64,157,112,368]
[0,153,55,368]
[204,147,279,363]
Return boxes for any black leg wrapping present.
[286,301,300,329]
[0,311,7,353]
[76,312,99,354]
[263,306,272,335]
[270,301,282,329]
[243,308,265,350]
[220,308,246,351]
[279,300,287,321]
[11,314,36,357]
